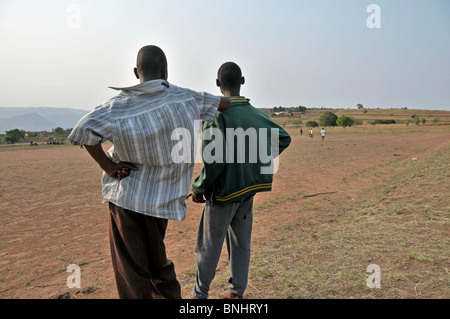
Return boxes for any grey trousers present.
[193,195,254,299]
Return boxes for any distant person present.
[321,128,325,142]
[310,128,314,138]
[300,128,303,136]
[68,45,232,299]
[187,62,291,299]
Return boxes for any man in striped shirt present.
[68,45,231,299]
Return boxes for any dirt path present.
[0,131,448,298]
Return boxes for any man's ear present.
[241,76,245,85]
[134,67,139,79]
[216,79,221,87]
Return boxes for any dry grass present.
[245,147,449,299]
[275,107,450,123]
[273,108,450,135]
[0,118,448,299]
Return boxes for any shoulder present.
[166,83,215,106]
[166,83,199,97]
[81,93,127,123]
[93,96,122,115]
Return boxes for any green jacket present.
[192,97,291,204]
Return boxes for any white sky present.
[0,0,449,111]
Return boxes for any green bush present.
[370,119,396,125]
[336,115,354,128]
[319,111,338,127]
[5,128,26,144]
[305,120,319,127]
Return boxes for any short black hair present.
[217,62,242,91]
[136,45,167,77]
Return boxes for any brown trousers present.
[108,202,181,299]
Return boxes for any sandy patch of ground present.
[0,131,448,298]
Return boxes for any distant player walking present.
[321,128,326,142]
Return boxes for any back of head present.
[136,45,167,79]
[217,62,242,91]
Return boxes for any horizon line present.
[1,105,449,112]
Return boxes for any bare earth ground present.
[0,130,448,299]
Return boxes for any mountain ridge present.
[0,107,88,133]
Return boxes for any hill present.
[0,107,88,133]
[268,108,450,128]
[0,113,59,133]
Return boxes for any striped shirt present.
[68,79,220,221]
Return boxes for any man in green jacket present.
[188,62,291,299]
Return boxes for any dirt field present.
[0,127,449,299]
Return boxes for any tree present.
[411,114,420,125]
[52,127,65,135]
[357,104,364,109]
[5,128,26,144]
[319,111,338,127]
[305,120,319,127]
[336,115,354,128]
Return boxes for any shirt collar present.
[108,79,170,95]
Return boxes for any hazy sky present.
[0,0,449,111]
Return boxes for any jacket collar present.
[108,79,170,95]
[230,96,249,104]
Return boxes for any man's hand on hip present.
[186,192,206,203]
[106,162,138,180]
[84,143,138,181]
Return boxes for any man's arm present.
[277,126,291,155]
[84,143,138,180]
[260,110,291,156]
[189,159,225,203]
[188,122,226,203]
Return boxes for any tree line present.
[301,111,357,128]
[260,105,341,117]
[0,127,73,144]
